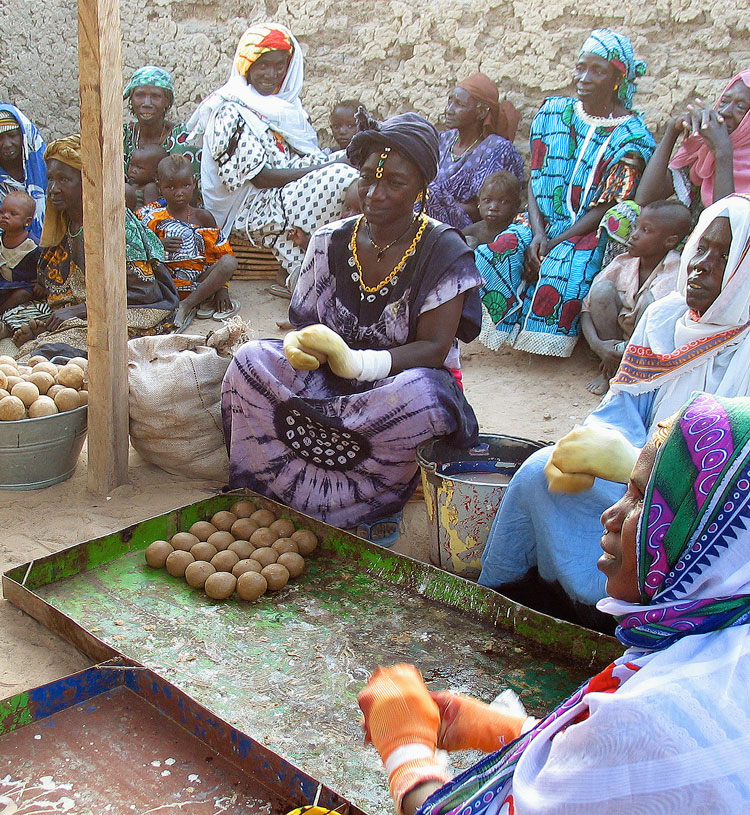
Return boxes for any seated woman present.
[9,135,178,359]
[187,23,359,292]
[476,29,655,357]
[0,103,47,242]
[123,66,200,184]
[221,112,482,542]
[479,193,750,626]
[360,392,750,814]
[426,73,523,229]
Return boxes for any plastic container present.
[0,405,88,490]
[416,434,545,579]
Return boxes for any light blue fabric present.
[479,388,655,606]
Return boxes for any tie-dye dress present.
[475,97,654,357]
[221,217,482,529]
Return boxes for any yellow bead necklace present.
[349,214,428,294]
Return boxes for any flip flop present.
[196,303,216,319]
[213,298,241,320]
[268,284,292,300]
[351,511,402,548]
[176,306,198,332]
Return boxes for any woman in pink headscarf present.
[636,70,750,216]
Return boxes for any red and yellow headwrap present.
[234,24,293,78]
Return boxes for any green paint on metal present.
[0,691,32,734]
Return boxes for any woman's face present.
[685,216,732,316]
[573,53,621,110]
[0,127,22,167]
[130,85,171,124]
[358,149,423,226]
[246,50,291,96]
[717,80,750,134]
[598,441,658,603]
[46,159,82,213]
[444,88,485,132]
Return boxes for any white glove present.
[298,324,392,381]
[283,331,327,371]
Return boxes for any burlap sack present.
[128,334,230,481]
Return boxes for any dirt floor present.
[0,279,601,696]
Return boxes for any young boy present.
[125,144,168,211]
[137,155,238,330]
[330,100,362,151]
[0,190,41,318]
[463,171,521,249]
[286,178,362,255]
[581,199,692,395]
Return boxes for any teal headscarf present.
[579,29,646,111]
[123,66,174,108]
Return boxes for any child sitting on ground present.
[581,199,692,395]
[137,155,238,330]
[125,144,168,211]
[0,191,45,337]
[463,171,522,249]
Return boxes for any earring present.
[415,191,423,203]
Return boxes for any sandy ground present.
[0,279,601,696]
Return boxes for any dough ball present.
[11,381,39,407]
[47,384,65,399]
[277,552,305,578]
[291,529,319,555]
[269,518,296,538]
[185,560,216,589]
[53,387,81,412]
[27,371,55,394]
[0,355,17,366]
[204,572,237,600]
[28,395,58,418]
[250,508,277,527]
[189,521,217,541]
[232,558,262,577]
[170,532,200,552]
[145,540,173,568]
[0,372,5,391]
[231,517,259,539]
[166,550,194,577]
[190,541,218,562]
[250,527,276,548]
[5,376,22,391]
[77,389,88,406]
[272,537,299,555]
[0,363,18,378]
[211,550,240,572]
[0,395,25,421]
[228,540,253,560]
[207,530,235,551]
[261,563,290,591]
[250,546,278,567]
[0,389,8,400]
[68,356,88,372]
[32,361,59,377]
[236,571,267,601]
[27,355,48,367]
[230,500,255,518]
[211,510,237,531]
[56,364,85,390]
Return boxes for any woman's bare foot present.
[12,319,40,346]
[586,372,610,396]
[276,320,293,330]
[0,322,9,340]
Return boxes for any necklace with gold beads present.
[349,214,428,298]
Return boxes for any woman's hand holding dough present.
[544,457,596,494]
[297,324,362,379]
[548,424,641,488]
[430,691,525,753]
[283,331,327,370]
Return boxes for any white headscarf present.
[610,193,750,425]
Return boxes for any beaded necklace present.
[67,223,83,239]
[365,217,417,261]
[449,132,480,161]
[133,122,170,149]
[349,215,428,295]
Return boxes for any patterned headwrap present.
[40,135,82,247]
[579,28,646,111]
[0,111,20,135]
[123,66,175,108]
[234,23,293,80]
[609,392,750,650]
[347,109,440,185]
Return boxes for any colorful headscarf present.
[234,23,293,79]
[0,103,47,243]
[579,28,646,111]
[347,110,440,184]
[456,73,520,142]
[123,66,175,108]
[670,70,750,207]
[40,135,82,247]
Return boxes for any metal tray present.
[3,491,620,813]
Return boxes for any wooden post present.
[78,0,129,493]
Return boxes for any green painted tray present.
[3,491,620,814]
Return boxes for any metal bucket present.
[0,405,88,490]
[417,434,545,579]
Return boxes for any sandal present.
[268,283,292,300]
[196,303,216,319]
[350,511,402,548]
[213,298,241,320]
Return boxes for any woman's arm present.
[633,119,682,205]
[547,202,610,250]
[251,160,337,189]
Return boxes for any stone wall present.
[1,0,749,157]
